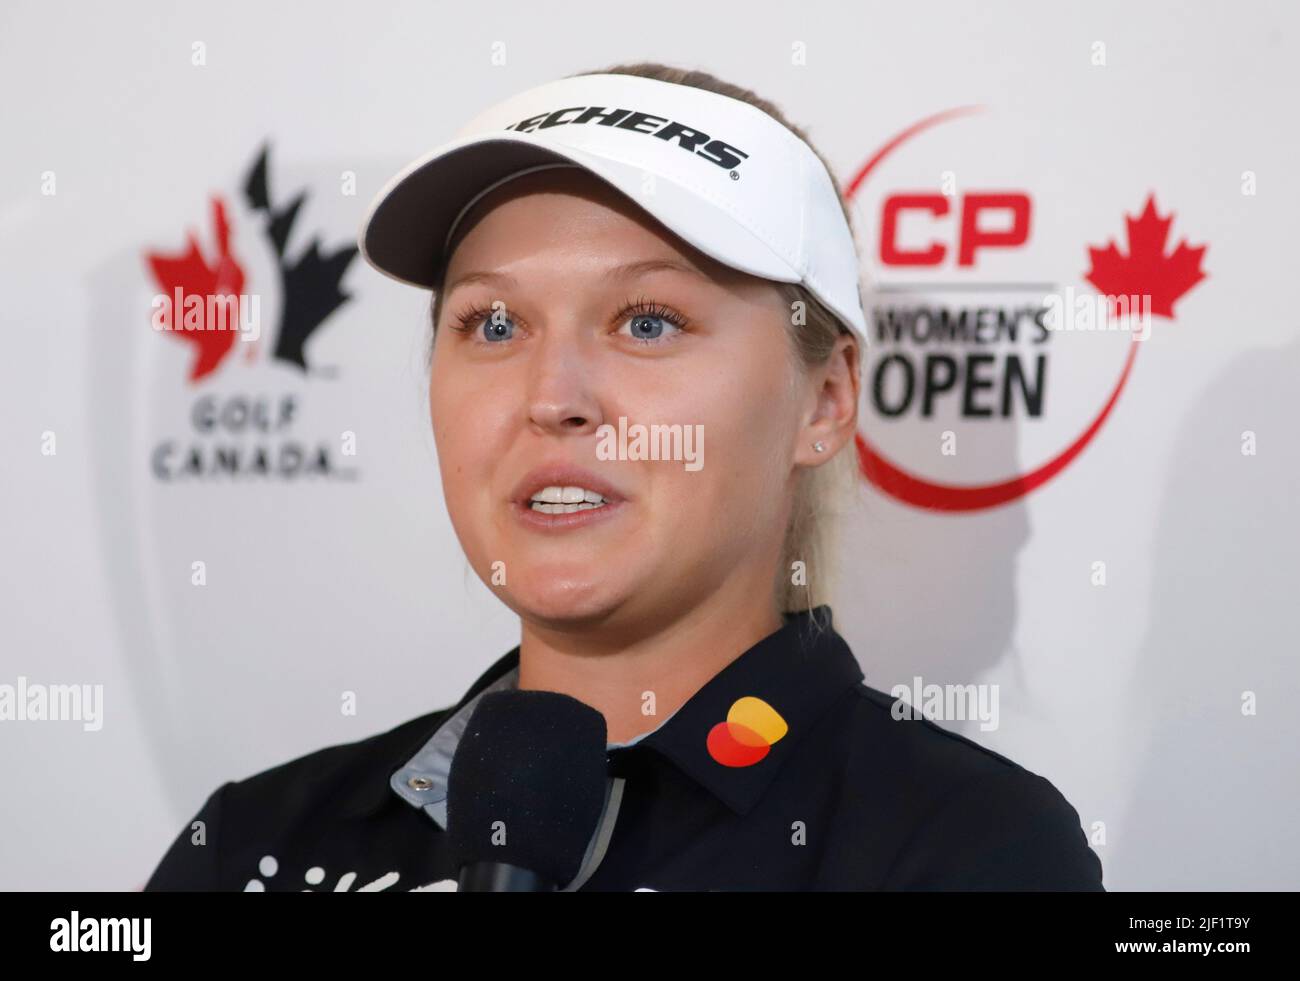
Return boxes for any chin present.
[507,579,625,628]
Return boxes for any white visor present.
[358,72,867,340]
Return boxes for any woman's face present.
[429,167,845,629]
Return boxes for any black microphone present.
[447,689,609,891]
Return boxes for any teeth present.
[531,501,607,514]
[529,484,608,512]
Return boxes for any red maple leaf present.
[145,196,247,381]
[1084,194,1207,319]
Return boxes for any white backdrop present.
[2,0,1297,890]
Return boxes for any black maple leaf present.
[243,143,359,371]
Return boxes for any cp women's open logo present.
[846,107,1208,512]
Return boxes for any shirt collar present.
[341,605,862,822]
[336,645,522,822]
[632,605,863,816]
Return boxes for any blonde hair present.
[430,63,867,619]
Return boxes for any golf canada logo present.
[846,108,1208,511]
[142,143,361,482]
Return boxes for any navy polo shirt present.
[144,605,1104,891]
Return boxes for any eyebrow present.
[444,257,711,294]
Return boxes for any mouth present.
[526,485,612,515]
[509,466,627,532]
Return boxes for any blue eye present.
[618,301,687,343]
[624,314,672,340]
[450,304,516,342]
[480,315,515,342]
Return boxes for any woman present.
[144,63,1103,891]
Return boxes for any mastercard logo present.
[706,696,788,767]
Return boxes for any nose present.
[525,331,604,437]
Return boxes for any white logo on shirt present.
[243,854,448,892]
[242,854,655,892]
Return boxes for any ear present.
[794,333,861,467]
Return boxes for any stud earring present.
[812,441,827,453]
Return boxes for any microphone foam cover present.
[447,689,609,887]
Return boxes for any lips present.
[509,464,627,508]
